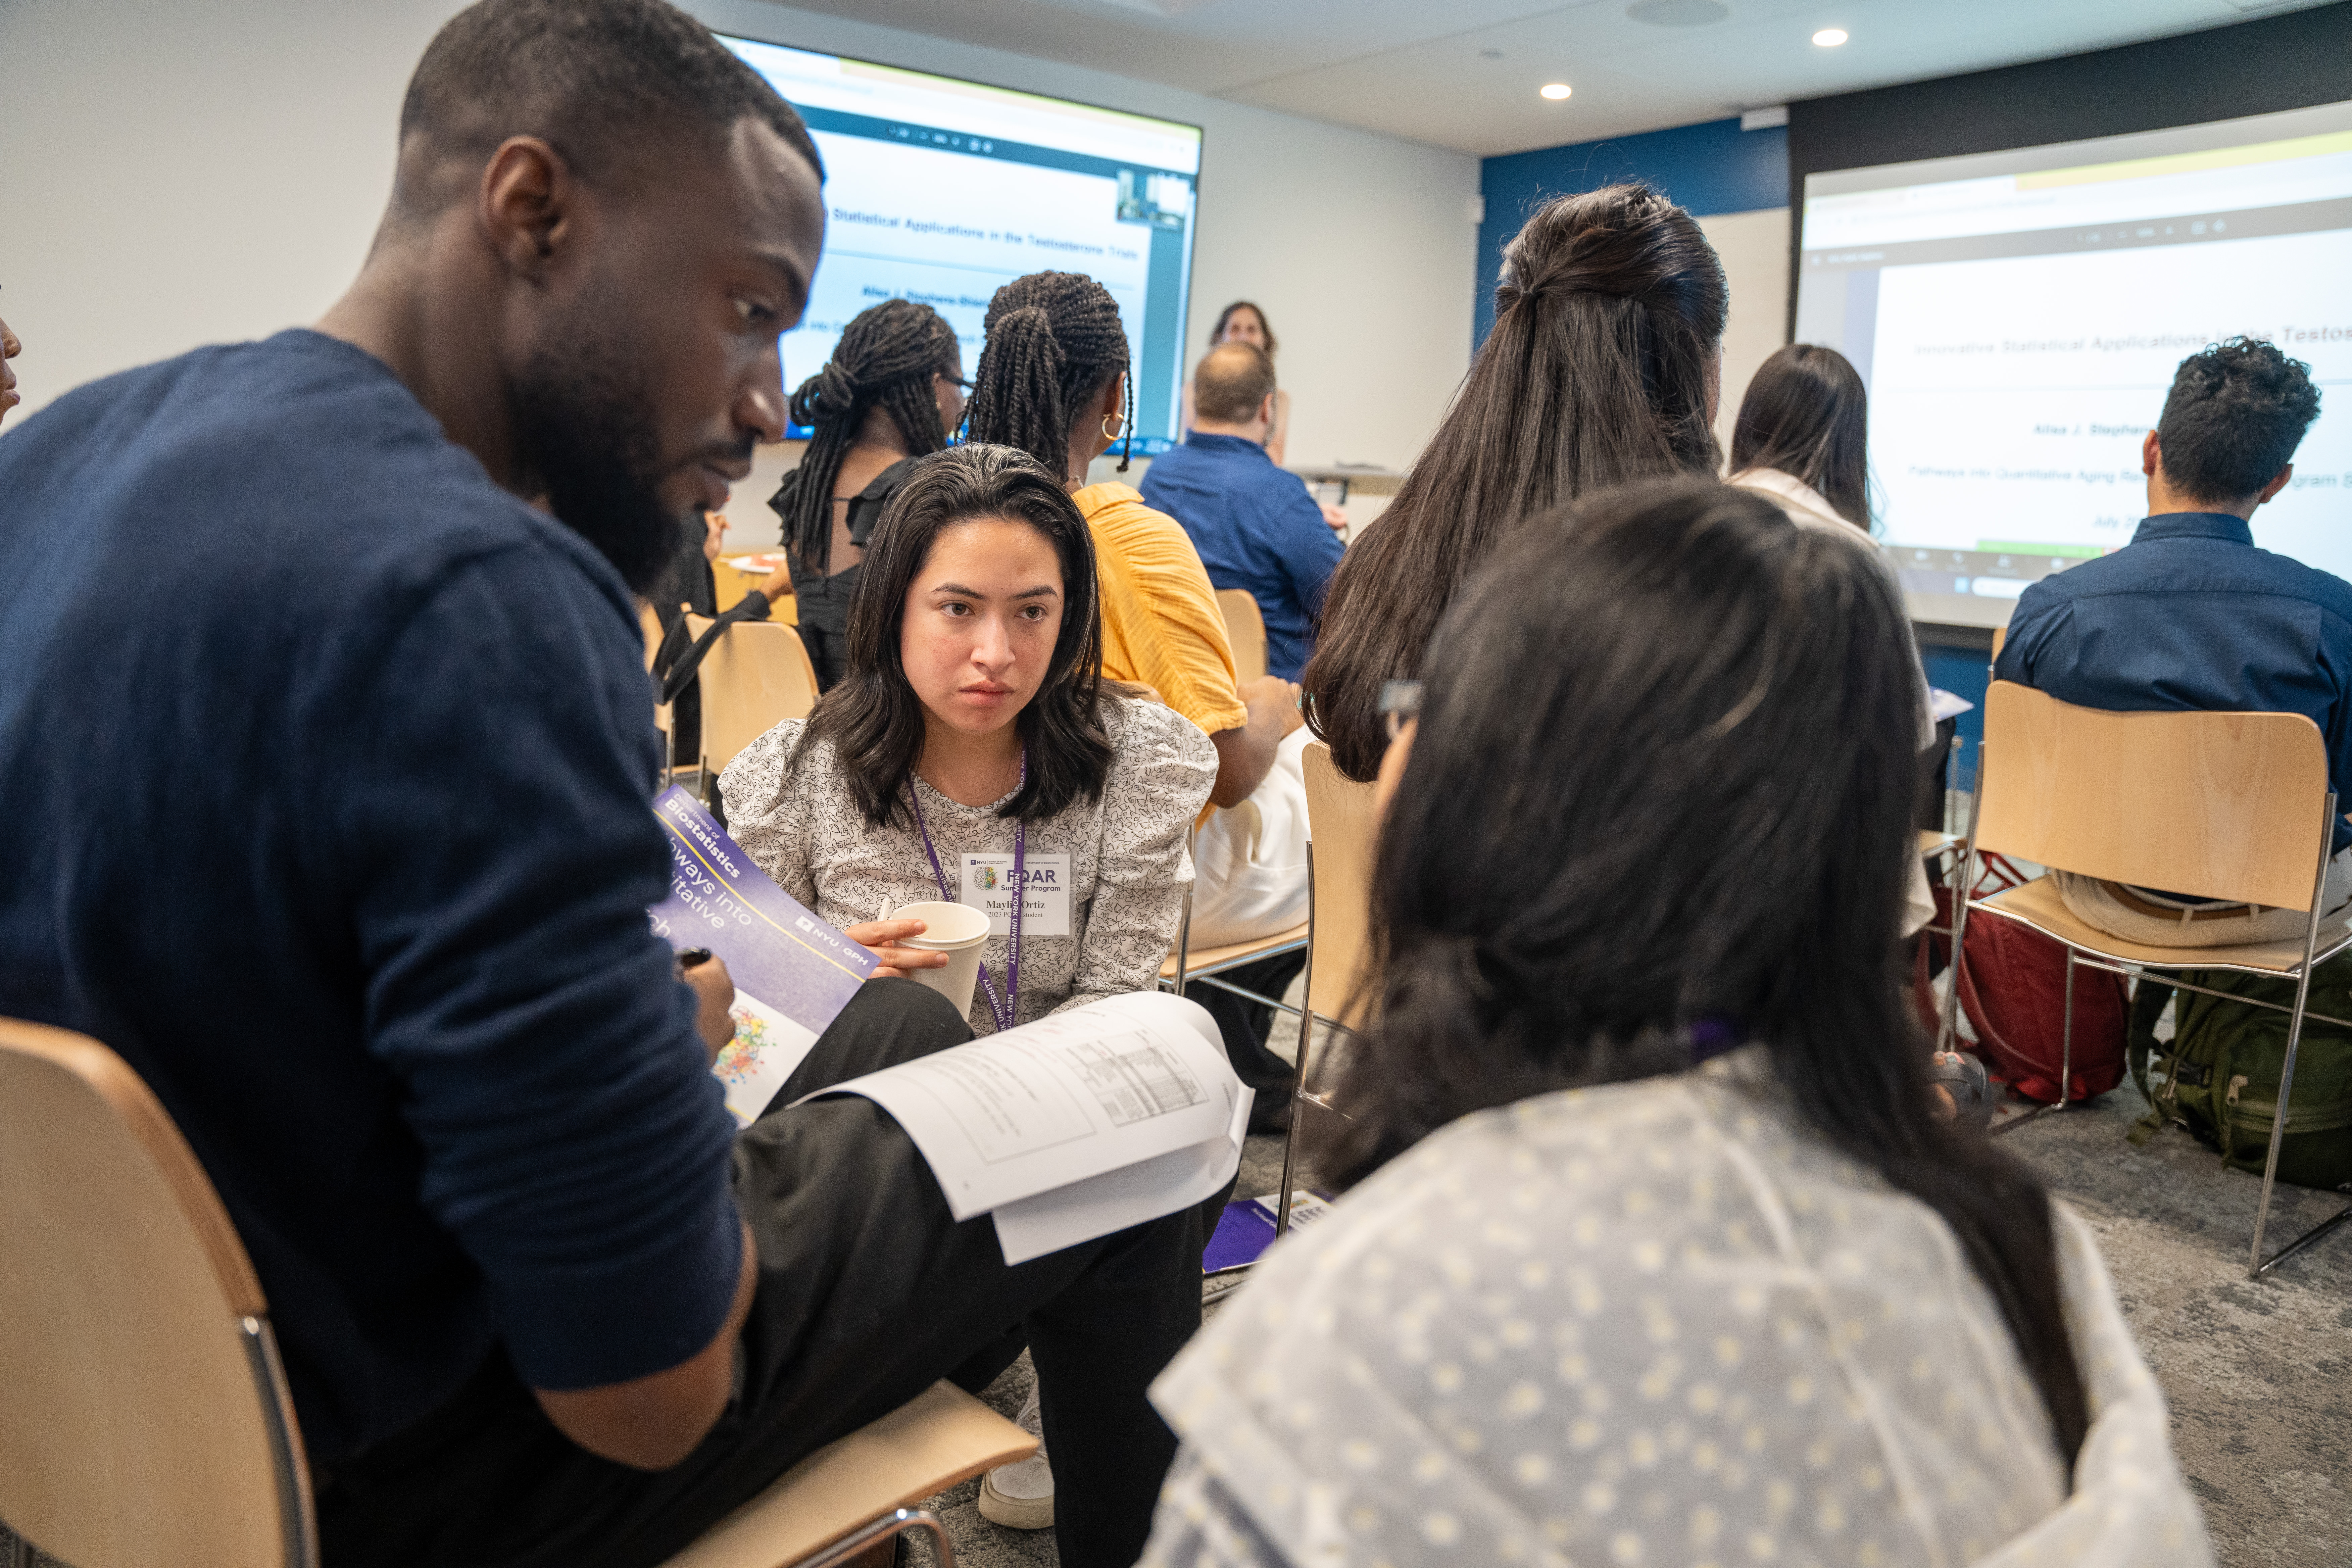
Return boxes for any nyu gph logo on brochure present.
[960,853,1071,937]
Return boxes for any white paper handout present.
[802,991,1247,1264]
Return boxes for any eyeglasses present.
[1377,680,1422,742]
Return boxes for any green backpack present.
[2128,959,2352,1191]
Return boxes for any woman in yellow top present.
[964,271,1298,813]
[957,269,1311,1532]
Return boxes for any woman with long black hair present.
[1728,341,1875,535]
[1139,480,2204,1568]
[723,440,1215,1034]
[767,297,966,689]
[1302,183,1728,782]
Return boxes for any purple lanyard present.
[907,751,1025,1033]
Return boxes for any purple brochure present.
[648,785,875,1124]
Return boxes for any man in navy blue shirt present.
[0,4,1194,1565]
[1997,338,2341,948]
[1142,342,1344,682]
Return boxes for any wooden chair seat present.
[1160,923,1309,984]
[0,1019,1032,1568]
[1215,591,1267,685]
[1973,874,2352,980]
[660,1382,1033,1568]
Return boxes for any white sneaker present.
[977,1381,1054,1529]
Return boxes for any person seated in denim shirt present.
[1141,343,1343,683]
[1996,338,2340,947]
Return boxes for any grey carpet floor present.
[7,1073,2344,1567]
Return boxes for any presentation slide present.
[721,36,1201,448]
[1796,101,2352,626]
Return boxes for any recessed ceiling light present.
[1813,27,1849,46]
[1540,82,1573,100]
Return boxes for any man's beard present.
[509,321,692,596]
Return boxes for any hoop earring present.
[1101,412,1126,440]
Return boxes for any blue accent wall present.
[1919,643,1992,795]
[1475,117,1788,348]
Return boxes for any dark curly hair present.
[1302,183,1727,780]
[792,443,1110,828]
[2156,337,2321,504]
[1315,477,2088,1470]
[778,298,962,572]
[964,272,1133,480]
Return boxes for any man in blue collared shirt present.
[1997,337,2341,947]
[1142,343,1343,682]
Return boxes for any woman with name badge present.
[721,441,1218,1041]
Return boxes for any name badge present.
[960,853,1072,938]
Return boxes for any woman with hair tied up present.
[1302,183,1728,782]
[1139,480,2208,1568]
[767,297,966,689]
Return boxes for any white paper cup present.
[888,900,991,1020]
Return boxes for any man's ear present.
[1258,392,1276,429]
[478,136,575,281]
[2141,430,2162,478]
[2255,463,2294,507]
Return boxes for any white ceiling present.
[748,0,2335,155]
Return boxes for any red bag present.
[1912,852,2127,1104]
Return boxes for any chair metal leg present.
[1275,850,1318,1241]
[1996,941,2079,1139]
[2059,946,2075,1110]
[2250,791,2340,1279]
[1937,759,1988,1056]
[796,1508,952,1568]
[1171,836,1195,1000]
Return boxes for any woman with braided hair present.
[965,271,1300,827]
[766,297,966,688]
[1301,183,1729,782]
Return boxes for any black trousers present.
[316,979,1199,1568]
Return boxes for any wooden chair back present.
[1302,742,1379,1026]
[1976,680,2333,911]
[1989,623,2007,663]
[1216,590,1267,685]
[639,601,667,671]
[0,1019,313,1568]
[640,602,675,755]
[685,614,820,777]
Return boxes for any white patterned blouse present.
[718,695,1217,1035]
[1141,1050,2211,1568]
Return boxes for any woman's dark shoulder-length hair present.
[1301,182,1728,783]
[1731,342,1872,530]
[1209,300,1277,357]
[1313,477,2089,1469]
[791,442,1110,828]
